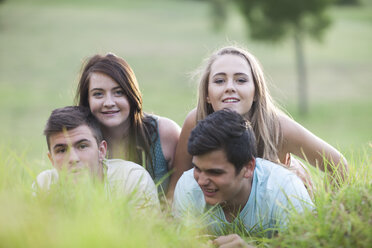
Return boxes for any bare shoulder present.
[157,116,181,164]
[182,108,197,130]
[175,109,197,153]
[166,109,198,197]
[157,116,181,139]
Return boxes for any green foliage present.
[234,0,334,42]
[268,149,372,247]
[203,0,335,42]
[1,144,371,247]
[209,0,228,31]
[335,0,361,6]
[0,150,207,248]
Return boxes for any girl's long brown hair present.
[75,53,157,170]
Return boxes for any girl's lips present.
[101,110,120,115]
[222,97,240,103]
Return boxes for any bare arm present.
[278,113,348,181]
[158,116,181,198]
[166,109,197,200]
[158,116,181,168]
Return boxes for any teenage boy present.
[173,109,313,247]
[34,106,159,209]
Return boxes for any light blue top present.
[172,158,313,235]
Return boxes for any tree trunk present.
[294,32,308,115]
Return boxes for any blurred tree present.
[203,0,334,115]
[334,0,361,5]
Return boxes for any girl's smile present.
[207,54,255,116]
[88,72,131,129]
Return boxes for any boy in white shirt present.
[34,106,159,209]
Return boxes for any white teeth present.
[223,99,238,103]
[205,189,217,193]
[103,111,119,114]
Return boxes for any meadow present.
[0,0,371,247]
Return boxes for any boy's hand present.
[213,234,254,248]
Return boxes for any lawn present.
[0,0,371,247]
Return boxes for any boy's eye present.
[56,147,67,154]
[78,143,88,150]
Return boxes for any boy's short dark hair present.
[188,109,257,173]
[44,106,103,150]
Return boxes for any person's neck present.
[221,178,253,223]
[90,162,104,183]
[101,123,131,159]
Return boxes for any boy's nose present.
[68,148,80,165]
[196,172,210,186]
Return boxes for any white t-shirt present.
[33,159,160,209]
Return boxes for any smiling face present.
[192,149,254,209]
[207,54,255,116]
[88,72,131,130]
[47,125,107,178]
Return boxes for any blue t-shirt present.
[172,158,313,235]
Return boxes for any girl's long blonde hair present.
[196,46,283,163]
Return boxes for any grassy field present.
[0,0,371,247]
[0,0,371,160]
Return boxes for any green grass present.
[0,0,371,246]
[0,149,208,248]
[268,148,372,248]
[1,145,370,247]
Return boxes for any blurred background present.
[0,0,371,167]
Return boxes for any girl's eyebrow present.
[211,72,226,77]
[234,72,249,77]
[211,72,249,77]
[90,86,122,92]
[89,87,102,92]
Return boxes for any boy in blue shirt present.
[173,109,313,247]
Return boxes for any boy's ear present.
[47,152,56,168]
[243,157,255,178]
[98,140,107,163]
